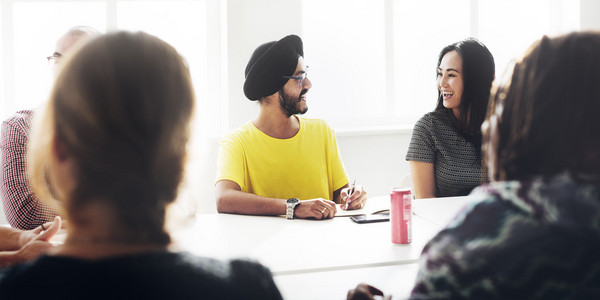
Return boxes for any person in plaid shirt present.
[1,26,98,229]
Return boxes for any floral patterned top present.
[411,174,600,299]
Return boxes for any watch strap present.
[286,198,299,220]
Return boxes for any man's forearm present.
[216,189,286,216]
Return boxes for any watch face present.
[286,198,299,204]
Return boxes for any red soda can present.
[390,187,412,244]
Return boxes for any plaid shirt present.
[1,110,59,229]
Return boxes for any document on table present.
[334,200,390,217]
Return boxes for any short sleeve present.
[215,134,246,190]
[406,115,435,163]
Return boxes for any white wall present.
[580,0,600,30]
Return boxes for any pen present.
[346,179,356,209]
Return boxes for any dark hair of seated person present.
[484,31,600,184]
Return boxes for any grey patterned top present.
[406,109,486,197]
[410,174,600,299]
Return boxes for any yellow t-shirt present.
[216,116,348,201]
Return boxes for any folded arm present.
[1,120,59,229]
[215,180,337,219]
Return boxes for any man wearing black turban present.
[215,35,367,220]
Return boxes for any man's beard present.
[279,88,308,117]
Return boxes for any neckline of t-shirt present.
[250,115,305,141]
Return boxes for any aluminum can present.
[390,187,412,244]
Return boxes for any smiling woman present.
[437,50,464,119]
[406,38,495,199]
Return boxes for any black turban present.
[243,35,304,101]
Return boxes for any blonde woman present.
[0,31,282,299]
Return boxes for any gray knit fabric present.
[406,109,486,197]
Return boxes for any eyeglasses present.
[282,69,308,87]
[46,54,62,65]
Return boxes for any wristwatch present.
[286,198,300,220]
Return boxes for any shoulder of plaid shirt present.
[1,110,59,230]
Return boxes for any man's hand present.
[294,199,337,219]
[341,185,367,210]
[16,216,62,262]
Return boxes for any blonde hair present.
[29,31,195,244]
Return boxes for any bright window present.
[2,0,219,133]
[10,2,106,117]
[301,0,579,130]
[0,0,582,129]
[479,0,580,76]
[393,0,470,123]
[1,0,220,216]
[117,0,211,131]
[302,0,387,127]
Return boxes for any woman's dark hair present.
[436,38,495,135]
[484,32,600,183]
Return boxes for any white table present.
[274,263,420,300]
[170,195,472,299]
[413,196,473,227]
[171,212,444,275]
